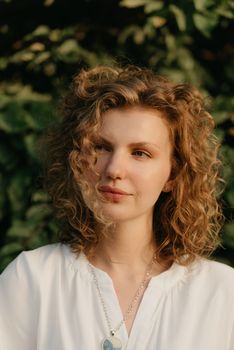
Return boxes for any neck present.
[91,217,161,276]
[98,235,156,267]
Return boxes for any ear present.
[162,180,174,193]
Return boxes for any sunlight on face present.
[86,106,172,223]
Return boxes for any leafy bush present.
[0,0,234,271]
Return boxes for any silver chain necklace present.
[88,254,156,350]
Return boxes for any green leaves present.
[120,0,150,8]
[7,171,31,216]
[0,90,53,134]
[193,0,215,11]
[144,1,164,13]
[193,13,218,38]
[0,83,57,272]
[0,0,234,270]
[223,223,234,249]
[169,5,186,32]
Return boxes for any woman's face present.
[85,106,172,223]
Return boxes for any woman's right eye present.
[94,143,110,152]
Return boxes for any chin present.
[100,208,132,222]
[101,207,146,223]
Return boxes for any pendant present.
[102,336,122,350]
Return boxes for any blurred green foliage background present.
[0,0,234,272]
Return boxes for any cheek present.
[83,155,106,183]
[92,154,108,176]
[136,163,171,193]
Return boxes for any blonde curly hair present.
[40,65,224,266]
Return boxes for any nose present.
[104,151,126,180]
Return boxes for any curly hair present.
[40,65,224,266]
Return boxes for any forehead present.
[99,107,171,148]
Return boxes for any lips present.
[98,185,129,195]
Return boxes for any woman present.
[0,65,234,350]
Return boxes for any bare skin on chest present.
[112,276,147,336]
[108,264,167,336]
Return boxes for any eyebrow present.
[96,136,161,150]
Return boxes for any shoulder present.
[185,258,234,299]
[0,243,73,282]
[193,258,234,283]
[0,244,74,348]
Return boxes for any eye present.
[132,150,151,158]
[94,143,111,152]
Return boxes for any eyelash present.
[94,143,110,152]
[132,150,151,158]
[94,143,151,158]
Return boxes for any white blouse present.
[0,243,234,350]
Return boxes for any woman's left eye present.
[132,150,151,158]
